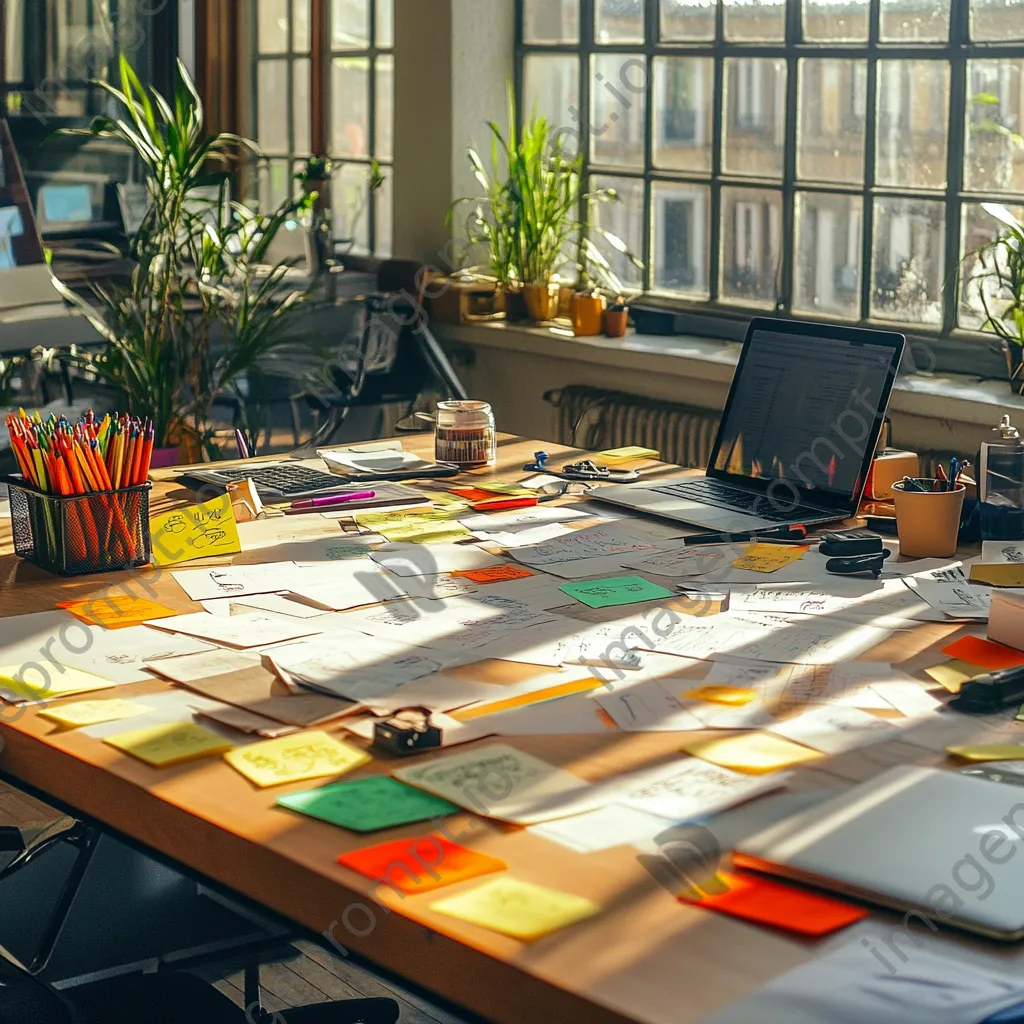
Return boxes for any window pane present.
[376,55,394,161]
[258,0,289,53]
[376,0,395,47]
[966,60,1024,194]
[596,0,644,43]
[5,1,23,82]
[652,183,710,299]
[293,59,310,155]
[794,193,863,317]
[260,158,292,212]
[590,54,647,169]
[723,59,786,179]
[797,59,866,184]
[332,0,370,48]
[653,58,713,173]
[661,0,716,41]
[959,201,1024,329]
[590,175,645,293]
[724,0,786,42]
[331,57,370,158]
[523,54,581,156]
[333,163,372,253]
[721,187,783,307]
[523,0,579,44]
[876,60,950,189]
[879,0,949,41]
[375,171,393,257]
[871,197,945,325]
[972,0,1024,40]
[292,0,310,51]
[258,61,289,154]
[802,0,869,41]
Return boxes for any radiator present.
[544,384,960,481]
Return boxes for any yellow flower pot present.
[523,282,558,322]
[571,292,605,336]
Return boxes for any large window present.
[518,0,1024,361]
[254,0,393,256]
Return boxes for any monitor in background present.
[36,182,98,232]
[0,120,45,271]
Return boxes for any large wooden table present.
[1,434,1022,1024]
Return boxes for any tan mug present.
[891,481,966,558]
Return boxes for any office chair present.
[296,259,468,448]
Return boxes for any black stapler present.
[950,665,1024,714]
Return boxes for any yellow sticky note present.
[355,508,463,529]
[680,733,823,774]
[430,878,600,941]
[0,665,114,704]
[731,543,809,573]
[683,685,757,706]
[970,564,1024,588]
[39,699,155,728]
[471,482,536,497]
[105,722,234,766]
[924,660,979,693]
[223,730,371,787]
[947,744,1024,763]
[378,520,473,545]
[61,594,179,629]
[598,446,660,461]
[149,492,241,567]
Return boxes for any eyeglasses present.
[538,480,594,499]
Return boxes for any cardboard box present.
[989,591,1024,653]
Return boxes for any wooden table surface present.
[1,434,1021,1024]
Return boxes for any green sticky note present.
[558,575,675,609]
[276,776,459,832]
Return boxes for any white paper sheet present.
[172,563,295,601]
[145,611,325,649]
[480,522,579,549]
[145,648,265,683]
[529,804,675,853]
[869,677,945,717]
[768,705,902,755]
[473,615,649,669]
[80,690,240,741]
[982,540,1024,564]
[204,594,331,620]
[370,543,504,576]
[459,506,591,534]
[479,692,616,736]
[513,523,659,567]
[596,682,705,732]
[621,544,735,578]
[289,571,413,611]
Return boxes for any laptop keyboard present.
[652,478,829,522]
[204,465,343,495]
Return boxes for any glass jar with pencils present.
[4,412,155,576]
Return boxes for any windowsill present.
[436,319,1024,429]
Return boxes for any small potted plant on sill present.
[604,296,630,338]
[570,221,641,337]
[294,155,332,212]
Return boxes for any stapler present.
[950,664,1024,714]
[372,707,443,755]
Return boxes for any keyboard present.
[652,478,831,522]
[189,463,349,500]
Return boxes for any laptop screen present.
[710,326,898,504]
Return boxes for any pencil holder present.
[891,481,965,558]
[6,478,152,576]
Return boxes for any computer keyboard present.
[652,479,827,522]
[194,464,345,498]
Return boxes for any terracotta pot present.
[522,282,558,322]
[149,446,181,469]
[557,285,575,319]
[501,285,529,322]
[571,292,605,337]
[1005,339,1024,397]
[604,307,629,338]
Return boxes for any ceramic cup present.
[891,481,966,558]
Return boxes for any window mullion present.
[858,0,881,321]
[709,0,725,303]
[942,1,970,336]
[312,0,328,157]
[780,0,802,314]
[642,0,657,294]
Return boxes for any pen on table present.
[235,429,250,460]
[289,490,376,510]
[684,526,809,547]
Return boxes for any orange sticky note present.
[683,685,757,706]
[453,565,536,584]
[450,487,503,502]
[58,595,179,629]
[941,636,1024,671]
[680,871,868,936]
[338,835,507,895]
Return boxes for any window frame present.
[515,0,1024,378]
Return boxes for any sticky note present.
[947,744,1024,763]
[277,777,458,832]
[679,733,823,774]
[379,520,473,545]
[339,835,507,894]
[970,564,1024,588]
[598,446,660,461]
[224,730,371,787]
[924,660,980,693]
[453,565,535,584]
[731,543,809,573]
[429,877,600,941]
[470,483,537,497]
[682,685,758,706]
[680,871,869,936]
[558,575,675,609]
[38,699,154,728]
[941,636,1024,671]
[60,594,179,629]
[0,665,114,704]
[104,722,234,766]
[450,487,505,503]
[149,492,241,567]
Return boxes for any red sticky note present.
[338,835,507,895]
[679,871,868,937]
[450,487,500,502]
[453,565,536,584]
[941,636,1024,671]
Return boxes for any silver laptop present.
[734,765,1024,941]
[591,317,905,533]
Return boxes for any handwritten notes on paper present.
[453,565,535,584]
[767,706,901,756]
[225,730,370,787]
[150,492,241,567]
[622,546,730,578]
[515,524,658,567]
[354,508,472,544]
[370,543,504,577]
[340,836,506,894]
[730,543,809,573]
[104,722,234,766]
[39,699,154,728]
[558,576,675,609]
[145,611,324,650]
[430,878,600,941]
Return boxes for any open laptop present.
[590,317,905,532]
[734,765,1024,941]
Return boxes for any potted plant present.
[294,155,333,212]
[604,297,630,338]
[51,55,322,461]
[963,203,1024,396]
[571,217,641,337]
